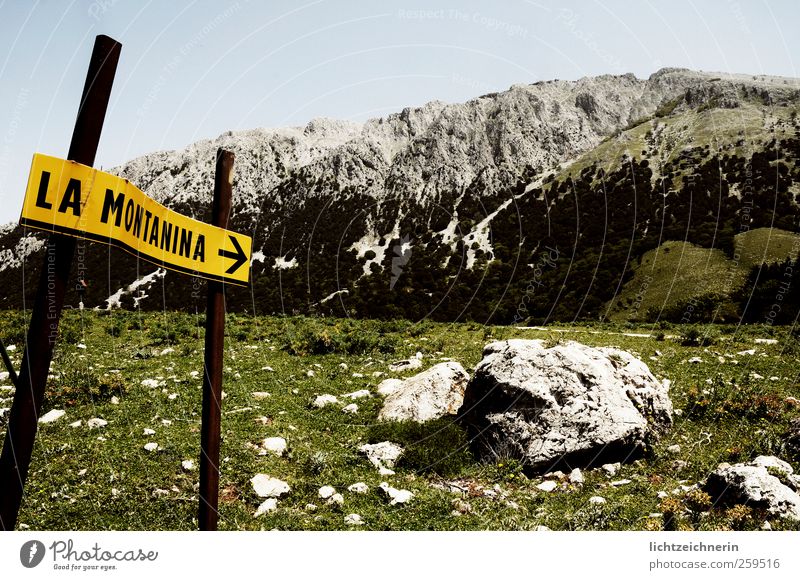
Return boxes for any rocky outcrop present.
[458,340,673,472]
[704,456,800,520]
[378,362,469,423]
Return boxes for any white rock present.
[251,474,291,498]
[352,373,364,378]
[313,394,338,408]
[589,496,607,505]
[378,362,469,423]
[535,525,551,531]
[754,338,778,344]
[143,428,156,436]
[611,479,632,486]
[38,409,65,424]
[161,419,172,426]
[347,482,369,494]
[569,468,585,485]
[344,513,364,525]
[262,437,288,457]
[318,486,336,500]
[379,467,396,476]
[657,491,669,499]
[87,417,107,429]
[160,348,175,356]
[359,441,404,471]
[343,389,371,399]
[328,493,344,505]
[388,358,423,372]
[189,371,200,379]
[377,378,403,396]
[536,480,558,492]
[666,444,681,454]
[602,463,621,476]
[688,357,703,363]
[255,498,278,516]
[181,459,195,471]
[261,366,274,372]
[5,345,15,352]
[143,442,160,452]
[167,393,178,400]
[251,391,271,399]
[141,379,161,388]
[342,403,359,414]
[306,370,315,377]
[305,503,317,511]
[737,349,756,356]
[339,363,348,370]
[76,343,86,349]
[68,420,82,428]
[110,396,120,405]
[379,482,413,504]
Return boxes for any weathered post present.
[0,35,121,531]
[198,149,234,530]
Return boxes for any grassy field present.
[607,227,800,321]
[1,310,799,531]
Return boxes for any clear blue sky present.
[0,0,798,223]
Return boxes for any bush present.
[366,417,475,477]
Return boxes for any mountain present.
[2,68,800,324]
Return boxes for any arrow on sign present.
[218,235,248,274]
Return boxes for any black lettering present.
[124,199,135,231]
[160,221,172,251]
[35,171,52,209]
[132,205,144,238]
[100,189,124,226]
[193,234,205,261]
[179,229,192,258]
[148,216,160,245]
[143,210,152,240]
[58,178,82,216]
[171,226,179,254]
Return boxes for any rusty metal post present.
[198,149,234,530]
[0,35,121,531]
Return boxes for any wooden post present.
[198,149,234,530]
[0,35,121,531]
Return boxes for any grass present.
[0,310,799,530]
[607,227,800,322]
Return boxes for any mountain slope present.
[1,68,799,324]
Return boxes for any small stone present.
[762,521,772,530]
[611,479,632,487]
[535,525,551,531]
[167,393,178,400]
[688,357,703,364]
[343,389,371,399]
[251,474,291,498]
[143,442,159,452]
[77,469,87,476]
[601,463,620,476]
[344,513,363,525]
[318,486,336,500]
[359,441,404,471]
[255,498,278,516]
[261,366,275,372]
[141,378,161,388]
[305,503,317,511]
[313,394,338,408]
[589,496,607,505]
[347,482,369,494]
[181,460,195,471]
[569,468,584,485]
[110,396,120,405]
[87,418,107,429]
[69,420,82,428]
[328,493,344,506]
[379,467,396,476]
[161,419,172,426]
[666,444,681,454]
[39,409,65,424]
[342,403,358,414]
[262,437,288,457]
[251,392,271,399]
[143,428,156,436]
[657,491,669,499]
[160,348,174,356]
[306,370,315,377]
[536,480,558,492]
[352,373,364,378]
[379,482,413,505]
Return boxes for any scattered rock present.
[687,357,703,364]
[344,513,364,525]
[313,394,338,408]
[141,379,162,388]
[378,362,469,423]
[536,480,558,492]
[666,444,681,454]
[306,370,315,377]
[251,392,271,399]
[328,493,344,506]
[379,482,413,505]
[704,456,800,520]
[318,486,336,500]
[588,496,607,505]
[143,428,156,436]
[569,468,585,485]
[611,479,632,487]
[87,418,107,429]
[458,340,673,472]
[39,409,65,424]
[262,437,288,457]
[181,460,195,471]
[250,474,291,498]
[389,357,423,372]
[535,525,551,531]
[255,498,278,516]
[342,403,359,414]
[143,442,160,452]
[110,396,120,405]
[377,378,403,396]
[347,482,369,494]
[359,441,403,472]
[602,463,621,476]
[305,503,317,511]
[343,389,371,399]
[68,420,82,428]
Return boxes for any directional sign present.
[19,153,251,285]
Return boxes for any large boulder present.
[704,456,800,520]
[378,362,469,423]
[458,339,673,471]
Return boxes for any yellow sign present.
[19,153,251,286]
